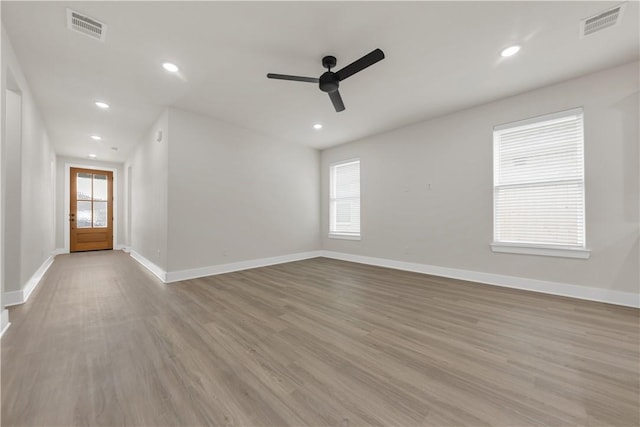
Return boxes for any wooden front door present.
[70,168,113,252]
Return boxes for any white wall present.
[321,61,639,296]
[1,27,56,297]
[18,91,55,289]
[166,107,320,272]
[127,110,169,270]
[3,88,21,293]
[54,156,125,251]
[0,17,6,328]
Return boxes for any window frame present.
[491,108,590,259]
[329,158,361,240]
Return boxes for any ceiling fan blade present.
[267,73,319,83]
[335,48,385,81]
[329,90,345,112]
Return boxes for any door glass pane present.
[93,174,108,201]
[77,173,92,200]
[93,201,108,228]
[77,201,92,228]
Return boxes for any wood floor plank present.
[2,251,638,426]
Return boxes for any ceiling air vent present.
[66,9,107,42]
[580,3,625,37]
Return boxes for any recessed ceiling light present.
[313,123,323,130]
[95,101,110,109]
[88,154,97,158]
[91,135,102,141]
[501,45,521,57]
[162,62,179,73]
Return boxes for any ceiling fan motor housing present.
[319,72,339,93]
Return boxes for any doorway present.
[70,167,113,252]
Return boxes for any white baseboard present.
[3,255,55,307]
[319,251,640,308]
[3,290,23,307]
[0,309,10,339]
[165,251,323,283]
[24,255,55,302]
[130,250,321,283]
[129,250,168,282]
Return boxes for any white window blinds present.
[330,159,360,237]
[493,108,585,248]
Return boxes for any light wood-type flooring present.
[2,251,639,426]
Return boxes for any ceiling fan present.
[267,48,385,112]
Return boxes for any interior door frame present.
[64,162,118,254]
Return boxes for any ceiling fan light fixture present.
[501,45,521,57]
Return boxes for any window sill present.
[490,242,591,259]
[328,234,361,241]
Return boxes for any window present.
[329,159,360,239]
[492,108,589,258]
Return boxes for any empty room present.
[1,1,638,426]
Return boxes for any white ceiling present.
[2,1,639,162]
